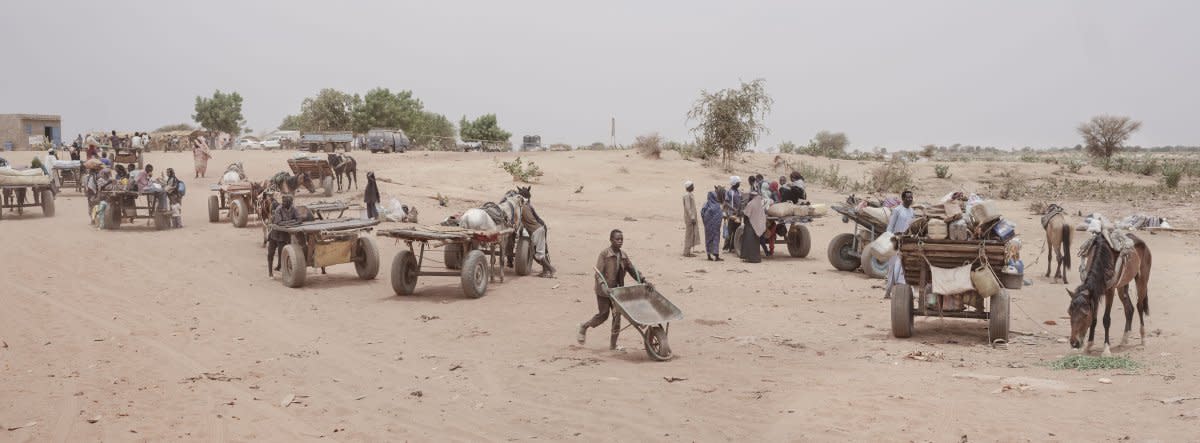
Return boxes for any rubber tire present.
[208,195,220,222]
[732,225,745,258]
[786,224,811,258]
[40,189,55,217]
[444,245,462,270]
[230,199,249,228]
[989,291,1010,343]
[154,212,169,230]
[460,249,489,299]
[105,203,121,229]
[891,283,914,338]
[644,326,673,361]
[281,244,306,288]
[355,236,380,280]
[391,250,418,295]
[861,248,888,279]
[322,176,334,197]
[514,237,533,276]
[827,233,859,271]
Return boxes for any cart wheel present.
[861,248,888,279]
[322,177,334,197]
[391,250,419,295]
[461,249,489,299]
[137,151,144,169]
[154,212,170,230]
[732,225,745,258]
[355,236,380,280]
[208,195,220,222]
[515,236,533,276]
[827,233,859,271]
[40,189,55,217]
[644,326,672,361]
[891,283,914,338]
[281,244,306,288]
[230,199,249,228]
[786,224,811,258]
[105,203,121,229]
[989,291,1010,343]
[444,244,463,270]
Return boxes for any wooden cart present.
[53,164,84,193]
[828,201,891,278]
[732,215,814,259]
[208,182,263,227]
[377,225,515,299]
[110,146,144,169]
[97,189,171,230]
[287,157,336,197]
[890,237,1012,343]
[0,183,55,220]
[273,218,381,288]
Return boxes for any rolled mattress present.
[0,167,52,186]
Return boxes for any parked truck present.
[366,129,411,153]
[293,131,353,153]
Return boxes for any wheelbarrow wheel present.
[230,199,249,228]
[390,250,418,295]
[515,236,533,276]
[281,244,307,288]
[644,326,672,361]
[861,248,888,279]
[891,283,914,338]
[461,249,489,299]
[355,236,380,280]
[444,244,462,270]
[786,224,811,258]
[208,195,220,222]
[827,233,859,271]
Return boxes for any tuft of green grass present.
[1048,355,1139,371]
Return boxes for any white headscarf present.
[683,180,694,189]
[729,176,741,186]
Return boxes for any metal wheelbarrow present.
[595,268,684,361]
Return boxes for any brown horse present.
[1044,212,1073,284]
[1067,232,1152,356]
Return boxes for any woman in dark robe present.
[700,188,725,261]
[740,189,766,263]
[364,171,381,219]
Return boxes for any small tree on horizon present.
[459,114,512,144]
[1078,115,1142,161]
[192,90,246,135]
[687,78,773,170]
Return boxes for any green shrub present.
[934,164,952,179]
[1065,160,1085,173]
[499,157,543,183]
[869,160,914,193]
[1164,164,1184,188]
[632,133,663,159]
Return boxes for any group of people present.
[681,171,808,262]
[83,161,185,228]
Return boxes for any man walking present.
[577,229,651,350]
[682,180,700,257]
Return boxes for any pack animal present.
[328,154,358,192]
[264,171,315,195]
[1066,232,1153,356]
[1042,206,1072,284]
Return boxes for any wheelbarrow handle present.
[594,266,643,290]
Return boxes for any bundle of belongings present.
[765,201,828,218]
[907,192,1023,312]
[0,165,53,186]
[1077,213,1136,286]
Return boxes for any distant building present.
[0,114,62,151]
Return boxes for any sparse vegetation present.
[1163,163,1185,188]
[1049,355,1139,371]
[800,131,849,158]
[154,123,195,133]
[777,141,798,154]
[934,164,952,179]
[632,133,663,159]
[687,79,773,170]
[665,141,701,160]
[499,157,543,183]
[1065,160,1085,173]
[868,160,915,193]
[1078,115,1142,161]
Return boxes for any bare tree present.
[1077,115,1142,160]
[687,79,773,170]
[811,130,849,157]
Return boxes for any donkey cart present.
[97,189,171,230]
[732,215,814,259]
[208,182,262,227]
[377,225,514,299]
[273,218,381,288]
[53,163,84,193]
[0,183,55,220]
[828,201,891,278]
[890,238,1013,344]
[595,268,683,361]
[287,157,337,197]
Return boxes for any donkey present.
[458,190,525,266]
[1067,232,1153,356]
[264,171,315,195]
[1043,210,1073,284]
[328,154,358,192]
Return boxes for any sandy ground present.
[1,149,1198,442]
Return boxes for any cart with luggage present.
[0,169,55,220]
[732,215,815,259]
[828,198,892,278]
[890,237,1013,344]
[272,218,381,288]
[208,182,264,227]
[377,225,516,299]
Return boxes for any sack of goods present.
[991,219,1016,242]
[861,206,891,227]
[970,201,1002,226]
[869,232,897,259]
[926,218,948,239]
[767,202,796,218]
[949,219,971,241]
[931,264,974,296]
[793,203,828,217]
[943,202,963,222]
[0,166,52,186]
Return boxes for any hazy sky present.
[6,1,1198,150]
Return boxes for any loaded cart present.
[208,182,264,227]
[273,218,381,288]
[890,237,1014,343]
[732,215,814,259]
[53,161,84,193]
[595,268,683,361]
[97,189,171,229]
[287,157,337,197]
[377,225,515,299]
[0,167,55,220]
[828,200,891,278]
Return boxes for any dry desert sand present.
[2,149,1198,441]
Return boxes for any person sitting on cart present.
[884,190,916,298]
[267,194,312,277]
[576,229,652,350]
[778,171,807,203]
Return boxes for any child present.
[171,202,183,228]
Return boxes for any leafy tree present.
[192,90,246,135]
[279,114,304,131]
[350,88,424,133]
[808,131,849,158]
[459,114,512,143]
[410,111,456,150]
[298,88,359,131]
[686,79,773,169]
[777,141,797,154]
[1078,115,1142,160]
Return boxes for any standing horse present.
[328,154,358,192]
[1067,232,1153,356]
[1043,210,1073,284]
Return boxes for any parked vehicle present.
[366,129,410,153]
[521,135,542,151]
[236,137,261,150]
[297,132,353,153]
